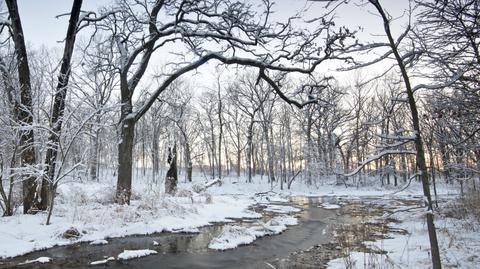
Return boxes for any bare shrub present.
[442,190,480,231]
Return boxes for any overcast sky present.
[17,0,410,47]
[15,0,412,90]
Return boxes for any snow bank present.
[326,197,480,269]
[0,181,260,258]
[319,203,341,209]
[89,239,108,245]
[0,174,463,261]
[264,205,301,213]
[208,225,260,250]
[117,249,157,260]
[20,257,51,264]
[264,215,298,234]
[209,215,298,250]
[327,252,375,269]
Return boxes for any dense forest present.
[0,0,479,268]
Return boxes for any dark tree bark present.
[179,127,192,182]
[39,0,83,210]
[89,128,99,181]
[116,111,135,204]
[165,144,178,194]
[5,0,38,214]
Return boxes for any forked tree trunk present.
[39,0,83,210]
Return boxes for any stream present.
[1,196,342,269]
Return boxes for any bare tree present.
[4,0,39,213]
[38,0,83,211]
[323,0,443,267]
[86,0,354,204]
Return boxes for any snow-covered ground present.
[0,172,475,269]
[0,176,262,258]
[326,196,480,269]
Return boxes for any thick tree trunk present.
[6,0,38,214]
[165,144,178,194]
[116,115,135,204]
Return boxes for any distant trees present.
[416,0,480,186]
[355,0,442,267]
[80,0,354,204]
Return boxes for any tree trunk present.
[6,0,38,214]
[39,0,83,210]
[116,115,135,204]
[305,109,313,185]
[184,142,192,182]
[263,123,275,185]
[89,132,99,181]
[237,146,241,178]
[152,126,160,183]
[165,144,178,194]
[370,1,442,267]
[247,118,254,183]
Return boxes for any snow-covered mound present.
[117,249,157,260]
[89,239,108,245]
[209,215,298,250]
[319,203,341,209]
[264,204,301,213]
[20,257,51,264]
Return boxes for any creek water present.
[2,196,340,269]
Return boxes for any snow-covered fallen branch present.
[342,150,416,177]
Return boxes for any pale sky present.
[17,0,410,48]
[15,0,412,90]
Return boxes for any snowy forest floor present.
[0,172,478,269]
